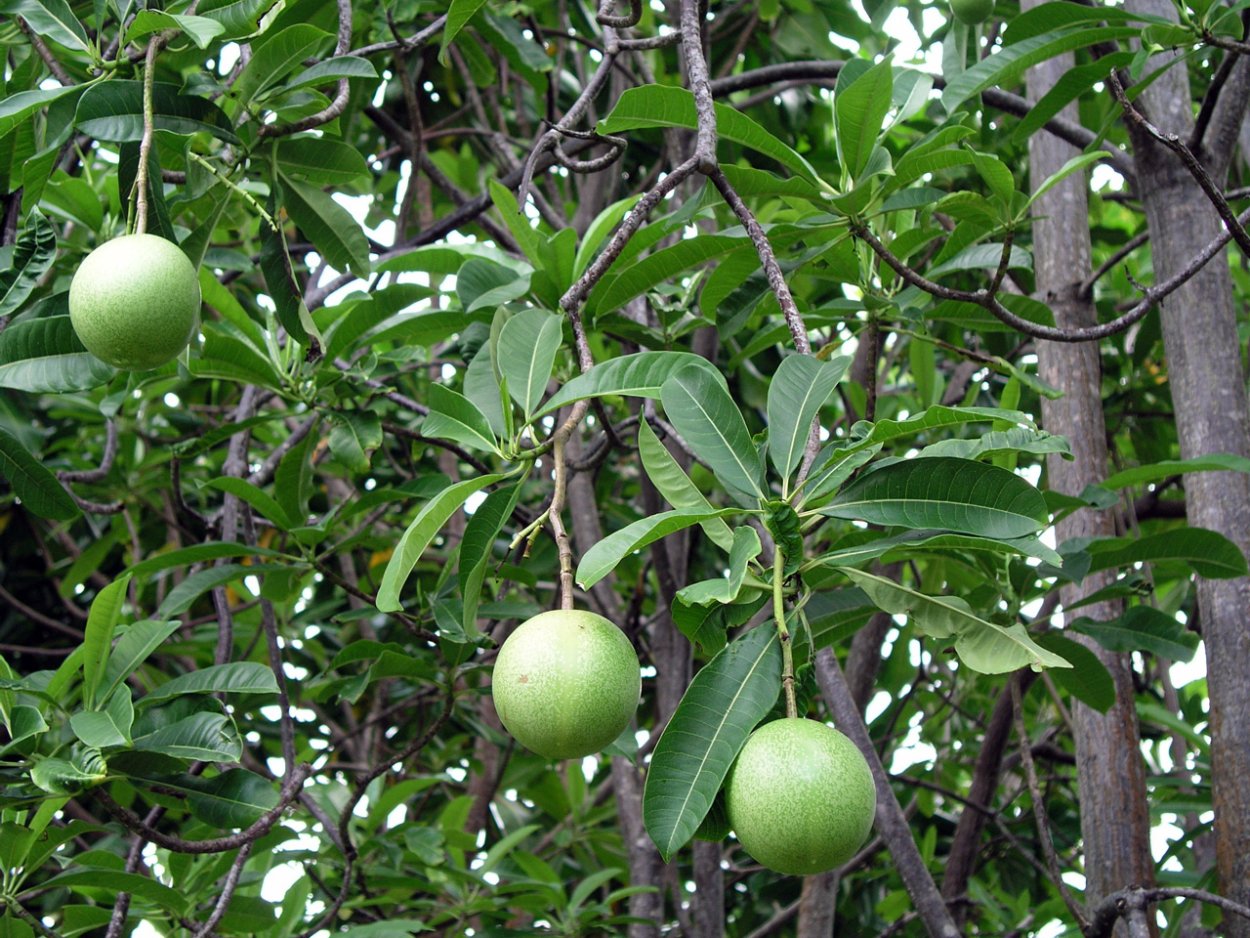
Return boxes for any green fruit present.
[949,0,995,24]
[491,609,641,760]
[725,718,876,875]
[69,233,201,371]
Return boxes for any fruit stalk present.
[133,37,159,234]
[548,434,575,610]
[773,548,797,718]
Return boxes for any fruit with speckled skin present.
[492,609,641,759]
[69,233,201,371]
[949,0,995,24]
[725,718,876,875]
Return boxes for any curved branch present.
[1086,886,1250,938]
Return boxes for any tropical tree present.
[2,0,1250,935]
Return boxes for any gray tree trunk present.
[1024,18,1156,934]
[1122,3,1250,931]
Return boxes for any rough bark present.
[1024,17,1156,932]
[1123,4,1250,932]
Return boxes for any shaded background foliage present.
[2,0,1250,936]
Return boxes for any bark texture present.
[1024,19,1156,933]
[1123,4,1250,931]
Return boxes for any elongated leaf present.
[276,138,370,185]
[203,477,295,529]
[327,410,382,473]
[844,568,1070,673]
[674,527,762,606]
[99,620,181,704]
[69,710,130,749]
[1097,454,1250,491]
[1034,634,1115,713]
[133,711,243,762]
[0,85,80,140]
[661,364,764,501]
[0,427,79,521]
[377,473,507,612]
[0,210,55,319]
[128,542,284,579]
[638,419,735,552]
[590,234,745,316]
[836,59,893,179]
[142,663,279,705]
[82,574,131,710]
[458,483,523,635]
[574,194,643,277]
[259,193,312,345]
[124,11,226,47]
[600,85,820,183]
[154,563,284,618]
[823,456,1048,539]
[538,352,721,417]
[577,508,744,590]
[1070,606,1200,662]
[196,0,274,38]
[234,24,332,101]
[643,626,781,860]
[286,55,378,92]
[280,173,370,278]
[1084,528,1248,579]
[37,869,186,912]
[497,308,563,418]
[0,315,115,392]
[441,0,489,60]
[5,0,89,50]
[767,354,851,482]
[422,385,499,454]
[75,81,239,144]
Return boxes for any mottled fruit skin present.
[725,718,876,875]
[949,0,995,24]
[492,609,641,760]
[69,233,201,371]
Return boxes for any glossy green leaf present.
[280,173,371,278]
[377,473,507,612]
[1070,606,1200,662]
[0,427,79,521]
[1084,528,1248,579]
[1034,634,1115,713]
[661,364,764,501]
[39,869,187,912]
[424,384,499,454]
[328,410,383,473]
[822,457,1048,539]
[141,663,279,705]
[75,82,240,144]
[69,710,130,749]
[127,542,284,580]
[674,527,761,606]
[577,507,745,590]
[81,574,130,710]
[642,626,780,860]
[3,0,89,50]
[133,711,243,762]
[124,10,225,47]
[276,138,370,184]
[286,55,378,92]
[638,419,735,553]
[0,315,115,393]
[441,0,489,60]
[458,484,523,635]
[99,620,181,705]
[456,258,531,311]
[1097,454,1250,491]
[0,210,55,320]
[497,308,563,418]
[234,24,333,101]
[835,59,893,179]
[767,354,851,482]
[204,477,296,529]
[30,750,107,794]
[590,234,745,316]
[539,352,721,417]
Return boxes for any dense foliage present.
[3,0,1250,935]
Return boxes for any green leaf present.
[154,563,282,618]
[822,457,1048,539]
[82,574,131,710]
[642,626,781,860]
[1034,634,1115,713]
[539,352,722,417]
[133,711,243,762]
[285,55,378,92]
[456,258,530,311]
[674,527,762,606]
[280,173,370,278]
[440,0,489,61]
[75,81,240,144]
[328,410,383,473]
[576,508,744,591]
[99,620,180,705]
[0,705,49,756]
[260,193,313,345]
[69,710,130,749]
[497,308,563,419]
[574,195,643,277]
[1097,454,1250,491]
[124,11,226,48]
[2,0,89,50]
[600,85,820,183]
[1083,528,1248,579]
[0,315,115,392]
[835,59,893,179]
[1070,606,1200,662]
[196,0,276,38]
[638,419,735,553]
[30,748,107,794]
[142,663,279,704]
[203,477,296,529]
[487,179,543,267]
[843,568,1070,673]
[376,473,507,612]
[590,234,745,316]
[38,869,187,913]
[127,542,284,579]
[458,483,523,636]
[276,424,318,528]
[276,137,370,185]
[234,24,333,101]
[0,210,55,319]
[661,364,764,501]
[422,384,499,454]
[767,354,851,482]
[0,427,79,521]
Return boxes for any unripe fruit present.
[725,718,876,875]
[491,609,641,760]
[949,0,995,24]
[69,233,201,371]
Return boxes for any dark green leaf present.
[539,352,722,417]
[0,427,79,521]
[1034,634,1115,713]
[767,354,851,482]
[577,508,745,591]
[0,315,115,393]
[497,308,563,418]
[0,210,55,319]
[661,364,764,501]
[142,663,279,704]
[75,82,240,144]
[1070,606,1200,662]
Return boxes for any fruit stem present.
[133,37,159,235]
[548,434,575,610]
[773,548,797,719]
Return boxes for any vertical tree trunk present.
[1122,5,1250,931]
[1024,17,1156,932]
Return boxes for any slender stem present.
[134,38,159,234]
[548,435,575,610]
[774,550,797,718]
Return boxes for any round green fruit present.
[725,718,876,875]
[949,0,995,24]
[491,609,641,760]
[69,233,201,371]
